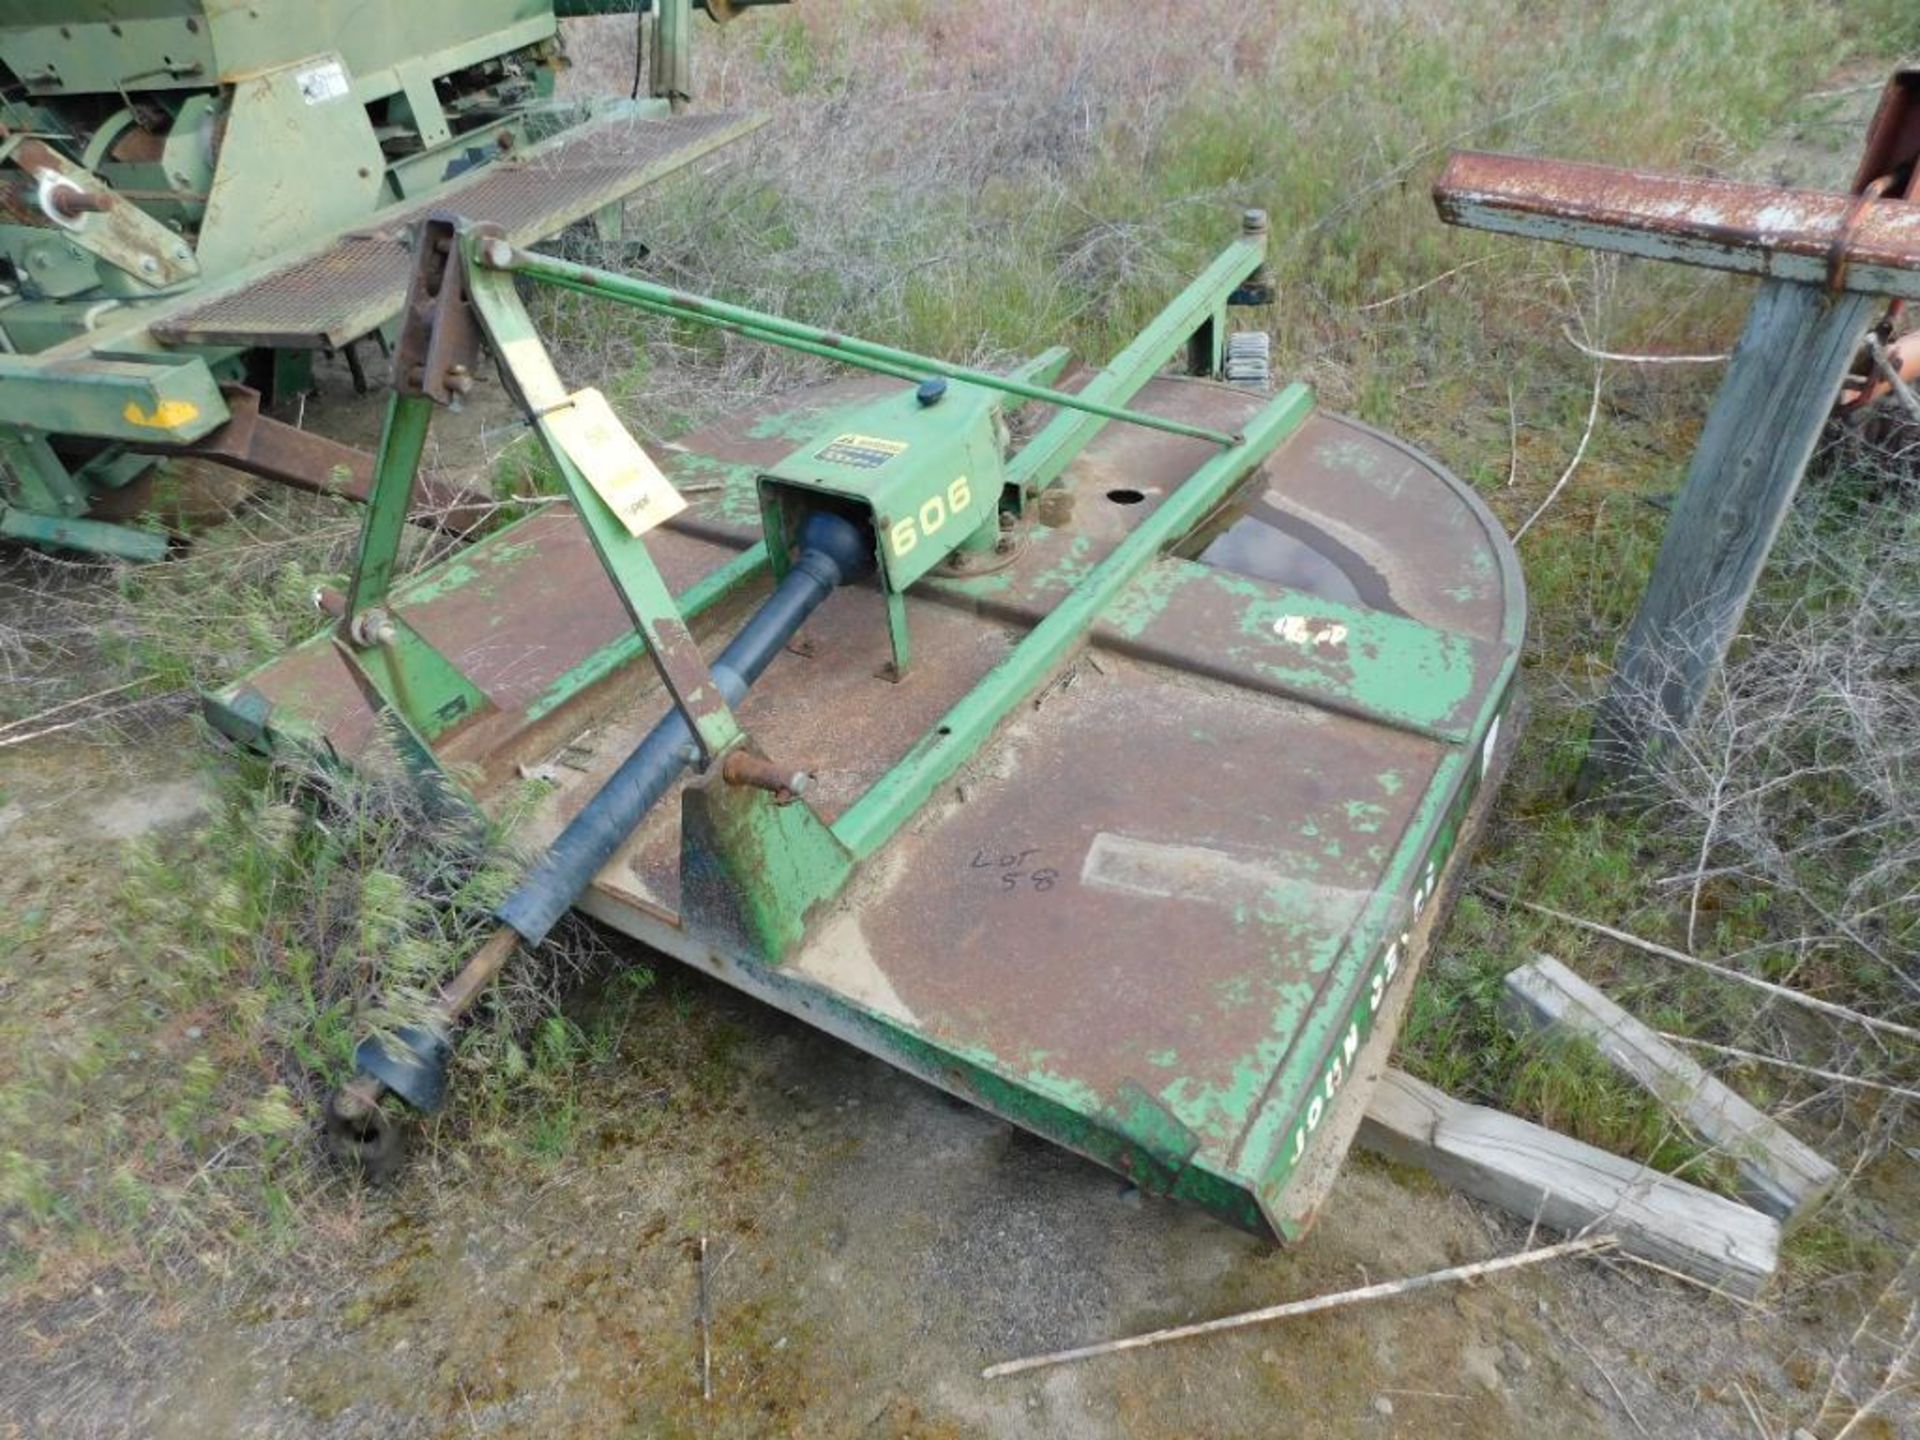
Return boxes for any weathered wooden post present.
[1433,71,1920,790]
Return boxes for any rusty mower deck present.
[209,214,1523,1240]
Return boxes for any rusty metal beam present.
[1435,151,1920,299]
[1853,67,1920,196]
[128,384,493,535]
[1436,67,1920,790]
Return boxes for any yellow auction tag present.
[545,387,686,538]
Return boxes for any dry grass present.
[0,736,629,1295]
[1602,434,1920,1201]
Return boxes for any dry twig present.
[1356,255,1494,312]
[1559,324,1727,365]
[1513,298,1607,542]
[698,1234,713,1402]
[1658,1034,1920,1103]
[981,1235,1616,1379]
[1566,1332,1651,1438]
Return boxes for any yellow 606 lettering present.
[888,476,973,557]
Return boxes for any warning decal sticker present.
[295,60,351,105]
[815,433,907,470]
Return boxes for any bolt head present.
[481,238,515,269]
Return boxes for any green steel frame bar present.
[330,392,494,740]
[457,219,1295,874]
[0,501,169,562]
[1008,225,1268,494]
[526,277,961,389]
[461,244,744,761]
[521,539,771,724]
[485,244,1244,448]
[309,216,1361,1223]
[344,393,436,614]
[327,215,1295,942]
[831,381,1315,861]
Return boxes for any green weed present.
[0,741,655,1292]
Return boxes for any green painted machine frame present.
[0,0,779,561]
[328,211,1298,885]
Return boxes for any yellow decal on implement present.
[122,399,201,431]
[815,433,907,469]
[546,387,686,538]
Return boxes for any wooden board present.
[1502,954,1838,1224]
[1359,1068,1779,1299]
[1583,281,1879,784]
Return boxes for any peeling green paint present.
[205,218,1531,1244]
[1101,559,1186,639]
[1025,531,1096,596]
[1344,799,1387,832]
[395,559,483,606]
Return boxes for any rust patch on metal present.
[1436,149,1920,280]
[721,748,809,803]
[566,584,1017,915]
[391,215,486,407]
[238,513,746,774]
[125,385,490,534]
[1854,67,1920,198]
[836,673,1443,1139]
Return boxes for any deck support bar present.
[487,243,1249,449]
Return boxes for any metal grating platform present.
[151,110,761,351]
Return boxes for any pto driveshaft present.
[324,511,872,1171]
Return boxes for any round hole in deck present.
[1106,487,1146,505]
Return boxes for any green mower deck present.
[212,355,1523,1238]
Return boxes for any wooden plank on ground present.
[1503,953,1838,1224]
[1359,1067,1778,1299]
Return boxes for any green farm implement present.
[0,0,776,560]
[206,200,1525,1241]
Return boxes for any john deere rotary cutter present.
[209,206,1524,1242]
